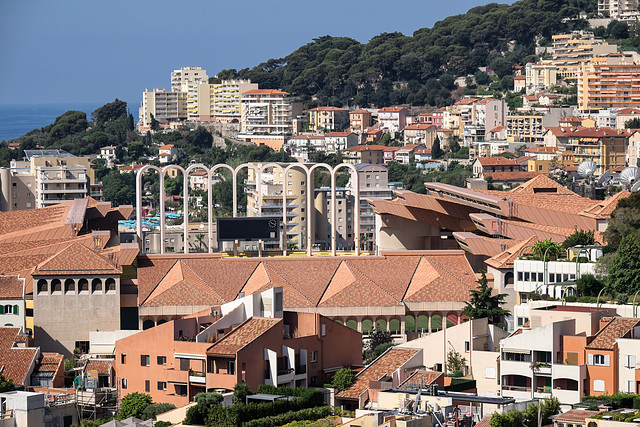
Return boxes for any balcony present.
[189,371,206,384]
[501,385,532,400]
[501,360,533,377]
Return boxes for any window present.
[520,293,529,304]
[75,341,89,354]
[141,355,150,366]
[12,183,16,187]
[157,381,167,391]
[180,358,190,371]
[121,354,126,364]
[465,341,470,352]
[228,361,236,375]
[589,354,609,366]
[311,351,318,362]
[593,379,605,392]
[321,324,326,336]
[175,385,187,397]
[624,380,634,393]
[145,380,150,392]
[538,273,543,282]
[484,367,496,379]
[524,272,530,281]
[517,272,523,281]
[624,355,636,368]
[122,378,127,389]
[157,356,167,365]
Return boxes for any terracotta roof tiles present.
[587,317,640,350]
[554,409,600,423]
[0,328,38,386]
[0,276,23,299]
[33,243,121,276]
[207,317,280,356]
[84,359,113,375]
[337,348,419,399]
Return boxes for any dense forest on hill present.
[213,0,598,108]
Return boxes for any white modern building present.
[170,66,209,121]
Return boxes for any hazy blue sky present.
[1,0,512,110]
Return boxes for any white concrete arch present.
[160,165,186,255]
[185,164,211,253]
[284,163,310,255]
[135,165,162,248]
[233,163,262,217]
[255,163,289,254]
[332,163,360,256]
[306,163,334,255]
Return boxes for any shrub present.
[331,368,355,392]
[617,293,629,305]
[141,403,176,420]
[233,383,250,405]
[564,296,577,302]
[118,392,152,420]
[155,422,172,427]
[242,406,334,427]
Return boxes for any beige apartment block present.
[139,88,187,126]
[578,57,640,112]
[525,61,557,95]
[308,107,349,132]
[0,150,101,212]
[552,32,618,79]
[170,66,208,121]
[196,79,258,122]
[599,0,640,19]
[245,163,308,249]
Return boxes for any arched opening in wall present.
[335,319,344,325]
[142,320,155,330]
[446,312,459,326]
[361,319,373,335]
[91,278,102,294]
[64,279,75,294]
[37,279,48,295]
[346,319,358,331]
[375,319,387,331]
[309,164,334,251]
[389,319,401,335]
[431,314,443,332]
[157,318,168,325]
[78,278,89,294]
[105,278,116,294]
[139,167,161,254]
[505,272,514,288]
[162,165,186,253]
[405,315,415,333]
[4,324,13,327]
[416,315,429,333]
[51,279,61,294]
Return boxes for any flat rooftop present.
[535,305,610,313]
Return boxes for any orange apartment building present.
[115,288,362,406]
[349,109,373,133]
[578,58,640,112]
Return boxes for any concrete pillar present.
[357,318,362,332]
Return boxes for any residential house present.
[365,129,383,143]
[378,107,409,133]
[394,145,425,165]
[0,328,39,388]
[189,170,222,191]
[349,110,372,133]
[628,130,640,167]
[342,145,385,165]
[382,147,400,165]
[614,107,640,129]
[158,144,179,164]
[525,61,558,95]
[0,276,25,331]
[403,124,437,147]
[116,288,362,406]
[472,157,525,177]
[514,75,527,92]
[309,107,349,132]
[324,132,358,153]
[99,146,117,166]
[414,149,432,162]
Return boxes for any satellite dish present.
[620,167,640,188]
[597,170,611,186]
[631,181,640,192]
[578,160,597,179]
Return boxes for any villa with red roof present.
[378,107,409,133]
[309,106,349,132]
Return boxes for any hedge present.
[242,406,334,427]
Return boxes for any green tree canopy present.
[431,136,444,159]
[605,191,640,252]
[92,99,127,124]
[562,228,595,250]
[463,271,510,324]
[607,235,640,295]
[118,392,152,420]
[102,170,136,206]
[331,368,355,391]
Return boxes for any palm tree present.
[195,233,205,253]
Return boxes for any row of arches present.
[142,315,182,330]
[36,277,117,295]
[135,162,361,257]
[332,312,465,334]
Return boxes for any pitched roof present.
[310,106,348,112]
[554,409,600,423]
[0,328,38,386]
[351,109,370,114]
[0,276,24,299]
[476,157,519,166]
[318,262,400,307]
[37,353,63,373]
[586,317,640,350]
[484,172,541,181]
[403,255,475,302]
[84,359,114,375]
[33,242,121,276]
[207,317,280,356]
[404,124,435,130]
[400,369,443,386]
[485,237,538,269]
[344,145,386,152]
[378,107,407,112]
[337,348,419,399]
[243,89,288,95]
[325,132,354,137]
[159,144,174,150]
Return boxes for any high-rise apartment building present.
[525,61,558,95]
[139,88,187,127]
[239,90,302,150]
[578,56,640,112]
[598,0,639,18]
[170,66,209,120]
[0,150,101,212]
[196,79,258,122]
[552,32,618,79]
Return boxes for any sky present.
[0,0,513,110]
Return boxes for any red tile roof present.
[378,107,407,112]
[33,243,121,276]
[401,369,443,386]
[310,107,348,112]
[476,157,519,166]
[484,172,541,181]
[554,409,600,423]
[0,276,23,299]
[587,317,640,350]
[344,145,386,152]
[337,348,419,399]
[404,124,435,130]
[207,317,280,356]
[326,132,354,137]
[84,359,113,375]
[489,126,505,132]
[0,328,38,386]
[243,89,288,95]
[159,144,174,150]
[38,353,63,373]
[351,109,370,114]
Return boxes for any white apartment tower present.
[171,66,208,120]
[240,89,297,136]
[139,88,187,127]
[196,79,259,122]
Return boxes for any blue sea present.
[0,103,105,142]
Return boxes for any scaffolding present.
[76,387,118,421]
